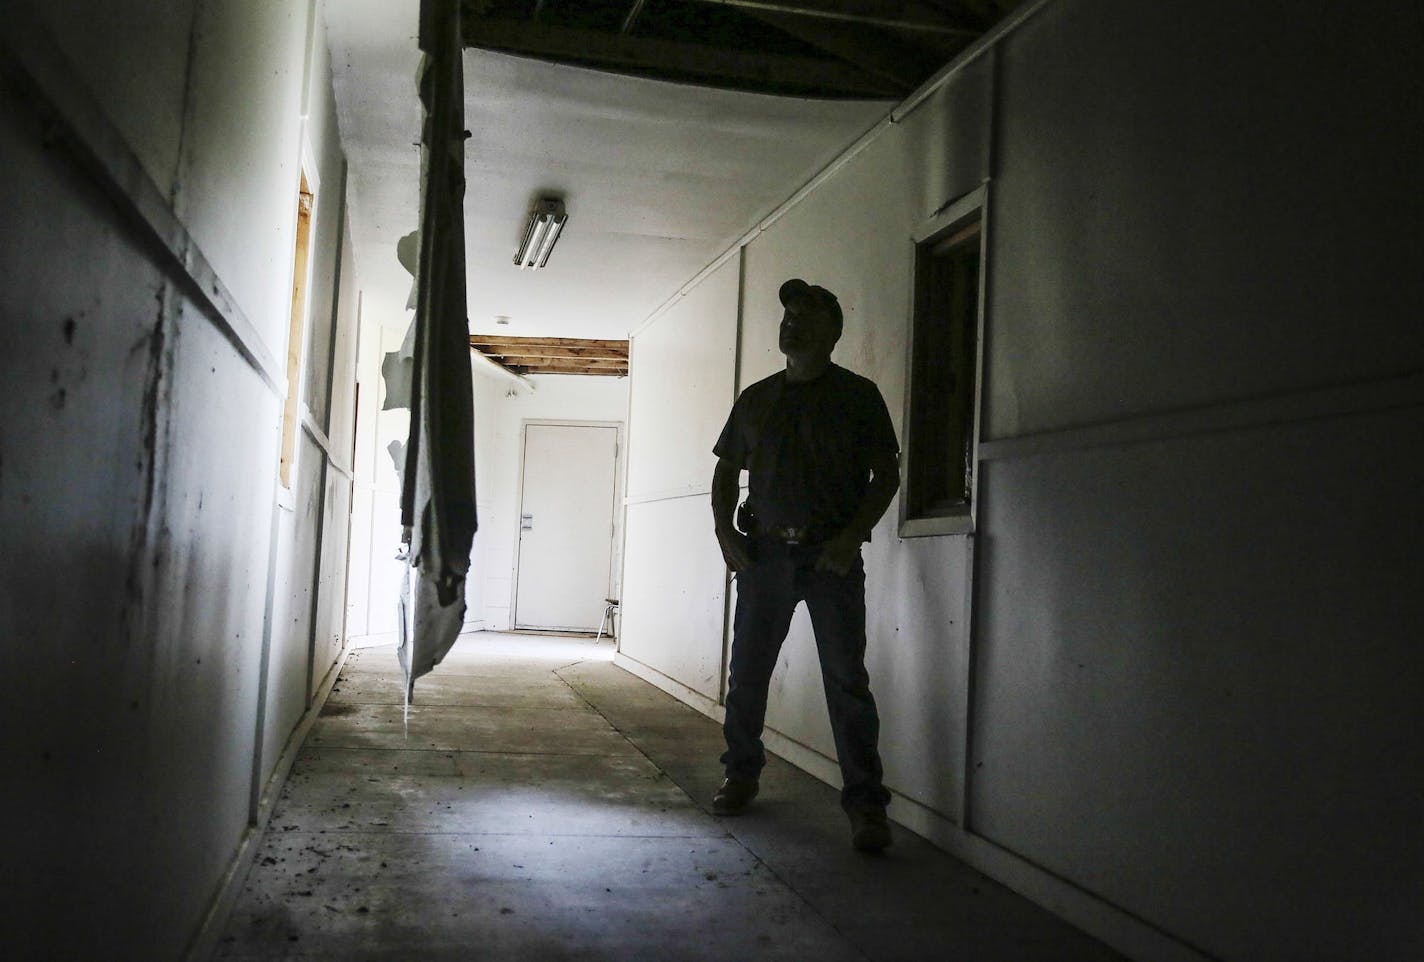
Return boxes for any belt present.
[762,525,814,545]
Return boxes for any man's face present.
[778,299,839,362]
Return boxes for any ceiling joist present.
[463,16,909,97]
[458,0,1017,99]
[622,0,650,33]
[470,335,630,377]
[740,9,947,90]
[679,0,982,37]
[469,336,629,352]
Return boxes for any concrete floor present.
[215,632,1125,961]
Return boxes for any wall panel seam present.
[626,486,713,505]
[980,372,1424,463]
[316,161,351,437]
[0,2,285,396]
[889,0,1057,124]
[959,824,1221,962]
[186,643,353,961]
[627,0,1056,342]
[300,405,353,479]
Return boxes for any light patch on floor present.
[214,631,1123,961]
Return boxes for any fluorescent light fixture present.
[514,198,568,269]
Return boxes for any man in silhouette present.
[710,279,900,852]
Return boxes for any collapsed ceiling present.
[326,0,1018,346]
[461,0,1019,98]
[469,335,630,376]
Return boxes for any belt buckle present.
[783,526,807,545]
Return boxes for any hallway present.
[214,633,1122,961]
[6,1,1418,957]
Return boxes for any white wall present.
[345,318,415,646]
[616,2,1422,960]
[619,258,739,700]
[0,2,360,957]
[967,4,1420,960]
[260,4,358,791]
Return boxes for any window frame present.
[278,157,319,495]
[898,183,988,539]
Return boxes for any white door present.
[513,423,619,631]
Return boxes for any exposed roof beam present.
[918,0,1004,30]
[518,357,629,371]
[463,17,907,96]
[486,354,629,364]
[469,346,536,388]
[470,346,630,362]
[488,357,630,376]
[469,336,631,369]
[677,0,982,36]
[468,336,629,352]
[622,0,650,33]
[742,9,943,90]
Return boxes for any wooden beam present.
[469,335,631,377]
[469,338,629,360]
[482,349,629,361]
[472,355,628,377]
[468,336,629,350]
[622,0,650,33]
[505,357,630,376]
[463,18,906,97]
[484,356,628,367]
[523,358,628,370]
[741,9,944,90]
[909,0,996,31]
[677,0,982,36]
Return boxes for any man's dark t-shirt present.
[714,364,898,540]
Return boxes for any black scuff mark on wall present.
[123,282,171,616]
[48,311,90,411]
[119,276,181,782]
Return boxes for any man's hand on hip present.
[718,528,754,573]
[814,530,861,577]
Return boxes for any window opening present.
[279,171,315,489]
[901,191,985,537]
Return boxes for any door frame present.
[510,418,624,631]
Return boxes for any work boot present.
[712,776,759,815]
[849,807,893,852]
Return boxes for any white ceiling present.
[324,0,889,340]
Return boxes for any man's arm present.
[815,448,900,576]
[712,457,754,572]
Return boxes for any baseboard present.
[613,651,723,718]
[610,652,1213,962]
[348,624,486,650]
[347,629,397,649]
[928,825,1215,962]
[183,644,352,962]
[759,726,846,792]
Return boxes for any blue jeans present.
[721,538,890,813]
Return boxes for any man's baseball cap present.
[779,278,843,328]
